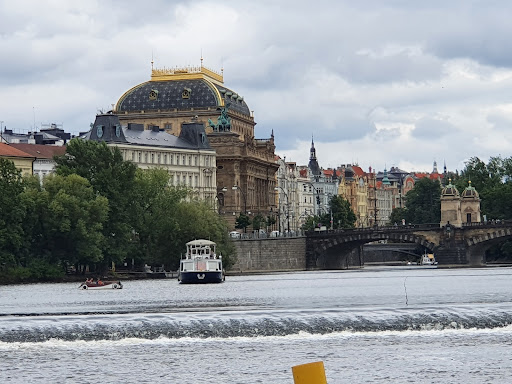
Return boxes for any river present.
[1,267,511,383]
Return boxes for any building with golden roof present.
[113,62,279,226]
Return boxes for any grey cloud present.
[413,117,456,139]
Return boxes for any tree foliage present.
[0,159,25,268]
[55,139,138,266]
[302,195,356,231]
[328,195,357,229]
[235,213,251,232]
[404,178,441,224]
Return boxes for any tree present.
[388,207,407,226]
[266,215,276,230]
[252,214,265,231]
[302,215,322,231]
[39,174,109,270]
[130,168,187,267]
[403,178,441,224]
[328,195,357,229]
[235,213,251,233]
[55,139,138,267]
[172,200,237,270]
[0,159,25,269]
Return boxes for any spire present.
[308,135,321,178]
[433,160,438,174]
[382,168,391,186]
[309,135,317,161]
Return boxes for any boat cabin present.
[180,239,222,273]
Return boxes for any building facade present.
[10,144,66,182]
[113,63,279,227]
[83,113,218,204]
[0,143,35,176]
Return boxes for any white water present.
[1,268,512,383]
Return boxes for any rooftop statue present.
[208,103,231,132]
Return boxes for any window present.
[183,155,186,165]
[164,154,167,164]
[177,156,180,165]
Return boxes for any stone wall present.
[231,237,307,272]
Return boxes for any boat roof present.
[186,239,216,246]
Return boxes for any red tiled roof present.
[299,169,308,177]
[0,143,36,158]
[352,166,364,176]
[323,169,334,176]
[10,143,66,159]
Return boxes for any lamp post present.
[275,186,290,233]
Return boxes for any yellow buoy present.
[292,361,327,384]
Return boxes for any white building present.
[83,113,217,204]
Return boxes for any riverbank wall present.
[231,237,306,273]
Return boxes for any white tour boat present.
[178,239,225,284]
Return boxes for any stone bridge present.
[306,222,512,269]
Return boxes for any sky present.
[2,0,512,174]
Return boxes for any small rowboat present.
[79,281,123,290]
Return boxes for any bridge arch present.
[306,227,439,270]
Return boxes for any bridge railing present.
[232,230,306,240]
[462,220,512,227]
[305,223,440,236]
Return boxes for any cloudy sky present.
[2,0,512,173]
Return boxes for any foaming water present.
[1,268,512,383]
[1,303,511,342]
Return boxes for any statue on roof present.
[208,103,231,132]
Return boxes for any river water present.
[1,267,512,383]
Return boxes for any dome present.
[461,181,479,199]
[115,66,250,116]
[441,178,459,197]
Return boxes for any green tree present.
[252,214,265,231]
[41,174,109,270]
[172,200,237,270]
[302,215,322,231]
[55,139,138,267]
[388,207,407,226]
[266,215,276,229]
[235,213,251,233]
[403,178,441,224]
[0,159,25,269]
[130,168,188,267]
[328,195,357,229]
